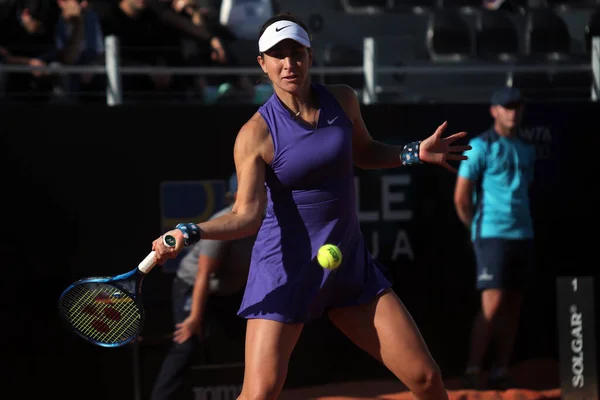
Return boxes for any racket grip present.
[138,234,177,274]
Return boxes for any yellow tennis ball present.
[317,244,342,270]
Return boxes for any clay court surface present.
[280,359,560,400]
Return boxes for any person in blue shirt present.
[54,0,105,102]
[454,86,536,390]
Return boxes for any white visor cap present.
[258,21,311,53]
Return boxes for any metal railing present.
[1,35,598,105]
[593,36,600,101]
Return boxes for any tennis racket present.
[58,234,176,348]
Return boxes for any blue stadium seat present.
[551,67,592,99]
[338,0,387,13]
[388,0,437,13]
[426,9,473,61]
[525,9,572,59]
[321,43,364,89]
[516,6,590,102]
[543,0,600,10]
[445,0,484,10]
[475,9,520,61]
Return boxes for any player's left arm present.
[327,84,407,169]
[326,84,470,172]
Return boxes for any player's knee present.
[237,389,278,400]
[407,363,443,395]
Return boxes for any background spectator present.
[0,0,59,103]
[99,0,187,102]
[54,0,106,103]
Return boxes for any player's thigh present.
[239,318,303,400]
[327,289,440,385]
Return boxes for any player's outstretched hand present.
[152,229,185,264]
[419,121,472,174]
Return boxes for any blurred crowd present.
[0,0,279,104]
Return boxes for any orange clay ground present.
[280,358,561,400]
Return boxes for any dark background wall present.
[1,102,596,399]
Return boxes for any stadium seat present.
[516,9,587,101]
[321,43,364,89]
[447,0,483,10]
[525,9,571,59]
[551,68,592,100]
[511,58,591,101]
[341,0,387,5]
[228,39,258,66]
[388,0,437,14]
[510,70,553,100]
[338,0,387,13]
[544,0,600,9]
[426,9,473,61]
[475,9,520,61]
[512,67,591,101]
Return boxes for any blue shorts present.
[472,238,534,291]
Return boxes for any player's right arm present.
[196,113,270,240]
[154,114,270,260]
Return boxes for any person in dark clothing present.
[99,0,188,102]
[0,0,59,102]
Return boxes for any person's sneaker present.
[461,371,484,390]
[487,372,516,390]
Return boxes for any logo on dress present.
[327,116,338,125]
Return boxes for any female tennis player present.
[153,12,471,400]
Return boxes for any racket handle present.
[138,234,177,274]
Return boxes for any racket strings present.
[60,283,141,345]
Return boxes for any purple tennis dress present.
[237,83,392,324]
